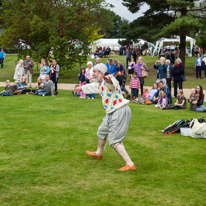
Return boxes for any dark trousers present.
[205,68,206,78]
[140,84,143,95]
[126,58,131,69]
[196,66,202,79]
[167,105,183,110]
[22,89,31,94]
[131,88,138,98]
[174,81,182,97]
[166,78,171,92]
[50,77,58,91]
[0,58,4,68]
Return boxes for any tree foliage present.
[0,0,112,69]
[122,0,206,66]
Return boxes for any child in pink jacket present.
[129,72,140,100]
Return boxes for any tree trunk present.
[179,31,186,67]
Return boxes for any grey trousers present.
[97,105,132,146]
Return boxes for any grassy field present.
[0,90,206,205]
[1,54,206,89]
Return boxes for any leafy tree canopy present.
[0,0,112,69]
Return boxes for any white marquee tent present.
[91,38,125,51]
[152,36,196,57]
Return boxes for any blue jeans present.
[0,58,4,68]
[36,89,46,95]
[131,88,138,98]
[38,91,50,96]
[0,92,13,96]
[196,105,206,112]
[88,93,95,98]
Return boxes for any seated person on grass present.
[32,77,45,95]
[167,89,186,110]
[17,76,31,94]
[12,81,22,95]
[149,82,158,101]
[153,81,172,104]
[155,91,168,109]
[37,75,54,96]
[0,80,13,96]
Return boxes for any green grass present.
[1,54,206,89]
[0,90,206,205]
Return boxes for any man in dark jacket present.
[165,59,173,92]
[153,81,172,104]
[23,56,34,88]
[166,50,175,65]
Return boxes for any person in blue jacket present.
[195,53,203,79]
[105,58,116,76]
[172,58,184,98]
[153,81,172,104]
[154,57,167,86]
[0,48,6,68]
[40,60,50,74]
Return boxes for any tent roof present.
[93,38,125,47]
[157,36,195,43]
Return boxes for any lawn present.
[0,90,206,205]
[1,54,206,89]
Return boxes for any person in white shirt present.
[203,54,206,80]
[40,68,46,81]
[195,53,203,79]
[76,63,136,171]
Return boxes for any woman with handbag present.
[114,59,130,99]
[85,61,95,99]
[135,56,149,95]
[172,58,184,98]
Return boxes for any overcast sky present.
[105,0,149,22]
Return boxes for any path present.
[0,82,205,102]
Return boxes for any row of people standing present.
[154,57,184,98]
[195,53,206,80]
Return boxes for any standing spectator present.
[40,60,50,74]
[50,59,60,95]
[86,61,95,99]
[194,85,206,112]
[166,50,175,65]
[105,58,116,76]
[135,56,149,95]
[38,75,54,96]
[194,45,200,56]
[0,48,5,68]
[172,58,184,98]
[126,47,132,69]
[203,54,206,80]
[128,58,136,79]
[170,42,176,52]
[195,53,203,79]
[132,49,137,63]
[13,60,25,81]
[192,44,195,56]
[23,56,34,88]
[165,59,173,92]
[93,57,101,67]
[129,72,140,100]
[154,57,167,86]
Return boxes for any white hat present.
[94,63,107,74]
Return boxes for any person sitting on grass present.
[193,85,206,112]
[17,76,31,94]
[0,80,13,96]
[142,88,149,99]
[38,75,54,96]
[129,72,140,100]
[167,90,186,110]
[153,81,172,104]
[12,81,22,95]
[188,88,199,111]
[75,63,136,171]
[149,82,158,101]
[32,77,45,95]
[155,91,168,109]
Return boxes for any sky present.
[105,0,149,22]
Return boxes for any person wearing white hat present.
[76,63,136,171]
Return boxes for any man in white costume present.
[76,63,136,171]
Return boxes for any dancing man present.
[76,63,136,171]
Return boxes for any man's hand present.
[29,62,31,65]
[103,75,113,84]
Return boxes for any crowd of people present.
[1,56,59,97]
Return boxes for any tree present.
[0,0,112,69]
[122,0,206,66]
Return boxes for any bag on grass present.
[144,99,153,105]
[190,119,206,138]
